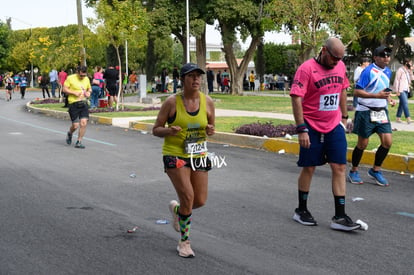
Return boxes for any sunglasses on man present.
[325,47,343,61]
[378,52,391,58]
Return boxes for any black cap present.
[373,45,391,56]
[180,63,205,77]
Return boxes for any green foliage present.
[268,0,404,61]
[260,43,300,76]
[0,23,11,71]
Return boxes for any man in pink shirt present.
[290,37,360,231]
[58,69,68,104]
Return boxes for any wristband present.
[297,128,309,133]
[296,124,308,133]
[342,115,349,119]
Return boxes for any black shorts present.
[68,101,89,122]
[106,85,117,96]
[163,155,212,172]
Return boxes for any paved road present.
[1,91,414,274]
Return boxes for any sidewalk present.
[121,93,414,131]
[26,93,414,173]
[121,95,414,173]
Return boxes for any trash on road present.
[356,219,368,231]
[155,219,170,224]
[127,226,139,233]
[352,197,364,202]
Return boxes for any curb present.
[26,103,414,173]
[26,102,113,126]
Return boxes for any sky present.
[1,0,291,48]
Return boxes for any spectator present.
[49,68,58,98]
[172,65,179,93]
[40,73,50,98]
[352,57,371,107]
[249,70,255,91]
[393,58,412,124]
[59,69,68,106]
[128,71,138,93]
[221,69,229,92]
[161,68,168,92]
[91,66,104,109]
[223,76,230,93]
[207,68,214,94]
[103,65,119,109]
[216,70,222,93]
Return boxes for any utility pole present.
[186,0,190,63]
[77,0,87,67]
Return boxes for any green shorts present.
[352,110,392,138]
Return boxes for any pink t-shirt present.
[58,71,68,85]
[290,59,350,133]
[93,72,104,88]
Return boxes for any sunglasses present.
[379,52,391,58]
[79,74,87,77]
[325,47,343,61]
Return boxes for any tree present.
[89,0,149,110]
[0,22,12,71]
[268,0,403,62]
[382,0,413,61]
[77,0,87,66]
[209,0,276,95]
[261,43,300,77]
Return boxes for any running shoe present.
[75,141,85,149]
[368,168,389,187]
[348,171,363,184]
[330,215,361,231]
[169,200,180,232]
[177,240,195,258]
[293,208,317,226]
[66,132,72,145]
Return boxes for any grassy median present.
[31,94,414,156]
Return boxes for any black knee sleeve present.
[375,145,390,167]
[352,146,364,168]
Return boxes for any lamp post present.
[186,0,190,63]
[125,40,128,76]
[76,0,87,67]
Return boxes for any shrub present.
[88,106,160,113]
[31,98,60,104]
[235,121,297,137]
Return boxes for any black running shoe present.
[330,215,361,231]
[75,141,85,149]
[66,132,72,145]
[293,208,317,226]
